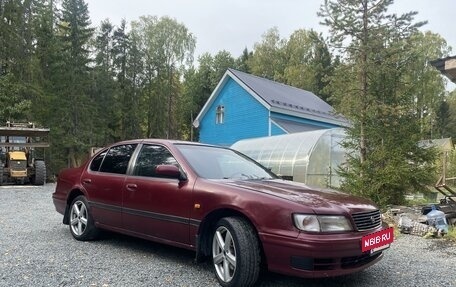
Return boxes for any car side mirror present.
[155,165,187,181]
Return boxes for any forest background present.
[1,0,455,205]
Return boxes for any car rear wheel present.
[212,217,261,287]
[69,196,99,241]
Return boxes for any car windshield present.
[175,144,276,180]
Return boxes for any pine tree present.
[319,0,436,205]
[33,0,58,122]
[113,19,142,140]
[91,19,118,145]
[53,0,94,167]
[0,0,35,122]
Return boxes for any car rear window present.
[99,144,137,174]
[90,150,107,171]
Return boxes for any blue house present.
[193,69,348,146]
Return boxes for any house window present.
[216,105,224,124]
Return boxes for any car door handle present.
[82,178,92,184]
[126,183,137,190]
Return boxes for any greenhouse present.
[231,128,347,188]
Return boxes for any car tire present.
[212,217,261,287]
[33,160,46,185]
[69,195,99,241]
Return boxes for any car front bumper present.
[260,227,387,278]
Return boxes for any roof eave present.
[270,106,350,127]
[193,70,231,128]
[193,69,271,128]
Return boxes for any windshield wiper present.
[223,174,271,180]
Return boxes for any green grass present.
[446,226,456,242]
[405,198,432,206]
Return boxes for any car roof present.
[106,139,226,149]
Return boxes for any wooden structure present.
[431,55,456,83]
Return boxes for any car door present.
[81,144,137,229]
[122,144,192,245]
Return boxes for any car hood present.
[224,179,378,214]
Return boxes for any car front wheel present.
[212,217,261,287]
[69,195,99,241]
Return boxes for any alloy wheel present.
[212,226,237,283]
[70,200,88,236]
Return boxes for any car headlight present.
[293,214,353,232]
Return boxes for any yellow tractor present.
[0,122,50,185]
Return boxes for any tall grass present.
[446,226,456,242]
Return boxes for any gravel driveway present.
[0,184,455,287]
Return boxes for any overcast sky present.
[85,0,456,88]
[85,0,455,56]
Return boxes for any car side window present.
[90,150,107,171]
[133,144,178,178]
[99,144,137,174]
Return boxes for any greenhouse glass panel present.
[231,128,347,188]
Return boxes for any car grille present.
[10,160,27,170]
[351,210,381,231]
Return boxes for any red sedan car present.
[52,139,390,287]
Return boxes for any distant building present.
[431,56,456,83]
[193,68,348,146]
